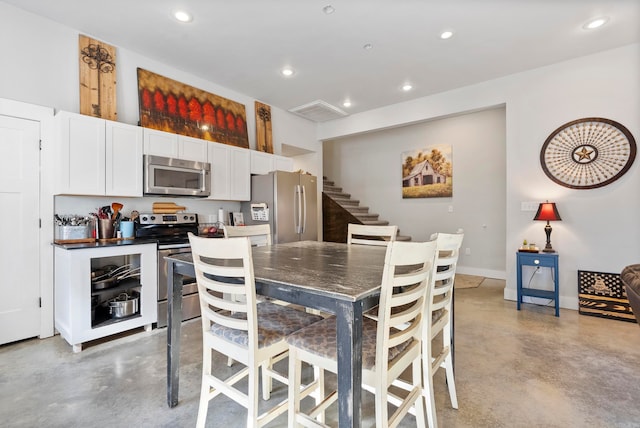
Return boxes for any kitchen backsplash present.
[54,195,240,225]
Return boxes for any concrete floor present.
[1,279,639,427]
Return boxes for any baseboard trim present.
[456,266,506,280]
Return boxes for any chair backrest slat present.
[347,223,398,246]
[224,224,272,247]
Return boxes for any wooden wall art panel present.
[137,68,249,148]
[79,35,117,120]
[255,101,273,153]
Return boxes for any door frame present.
[0,98,55,338]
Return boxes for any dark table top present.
[167,240,388,302]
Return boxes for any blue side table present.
[516,252,560,316]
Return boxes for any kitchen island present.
[54,241,158,352]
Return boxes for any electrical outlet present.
[465,247,471,255]
[448,205,454,213]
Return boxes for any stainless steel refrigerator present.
[241,171,318,243]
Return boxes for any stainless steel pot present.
[108,292,139,318]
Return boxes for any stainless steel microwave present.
[143,155,211,197]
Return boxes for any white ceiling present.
[3,0,639,121]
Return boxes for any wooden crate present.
[578,270,636,323]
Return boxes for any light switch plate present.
[521,201,538,212]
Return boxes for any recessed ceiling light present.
[173,10,193,23]
[342,100,352,108]
[323,5,335,15]
[583,17,609,30]
[440,31,454,39]
[281,67,295,77]
[363,43,373,50]
[402,84,413,92]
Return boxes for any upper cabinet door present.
[208,142,231,200]
[56,111,106,195]
[274,155,294,172]
[143,128,178,158]
[229,147,250,201]
[250,151,274,175]
[178,135,208,162]
[106,121,143,197]
[208,143,251,201]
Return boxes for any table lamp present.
[534,201,562,253]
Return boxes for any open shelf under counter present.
[54,242,158,352]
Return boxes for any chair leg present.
[288,348,302,428]
[374,380,388,427]
[442,321,458,409]
[262,358,273,400]
[196,348,212,428]
[413,358,427,428]
[248,364,260,428]
[423,346,438,428]
[443,352,458,409]
[314,365,325,424]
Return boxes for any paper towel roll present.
[218,209,225,225]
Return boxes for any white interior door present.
[0,115,40,345]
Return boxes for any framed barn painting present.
[137,68,249,148]
[402,144,452,198]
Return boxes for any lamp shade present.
[533,202,562,222]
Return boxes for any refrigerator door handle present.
[294,184,302,234]
[301,185,307,233]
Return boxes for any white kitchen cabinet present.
[106,121,144,196]
[56,111,105,195]
[56,111,143,197]
[54,243,157,352]
[274,154,294,172]
[143,128,178,158]
[250,150,294,175]
[208,142,250,201]
[179,135,209,162]
[143,128,208,162]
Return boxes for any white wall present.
[324,107,506,278]
[319,44,640,310]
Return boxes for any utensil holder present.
[98,219,115,240]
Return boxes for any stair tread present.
[324,191,351,198]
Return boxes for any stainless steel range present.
[135,213,199,328]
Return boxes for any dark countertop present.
[53,238,159,250]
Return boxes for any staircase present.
[322,177,411,243]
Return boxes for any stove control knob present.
[141,216,148,222]
[150,215,156,221]
[183,215,189,221]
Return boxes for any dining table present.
[165,240,388,428]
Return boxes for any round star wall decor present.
[540,117,636,189]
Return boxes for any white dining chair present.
[389,231,464,428]
[346,223,398,246]
[286,240,438,427]
[187,233,323,427]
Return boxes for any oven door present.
[157,246,199,327]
